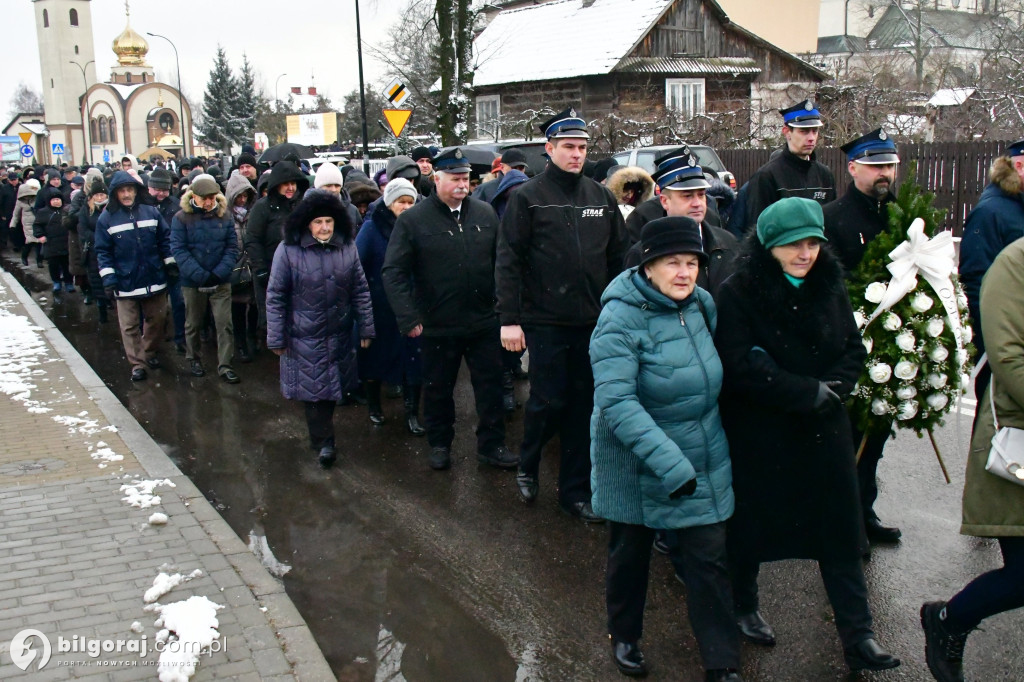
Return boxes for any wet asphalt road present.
[8,260,1022,682]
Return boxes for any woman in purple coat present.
[266,190,375,467]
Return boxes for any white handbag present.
[987,379,1024,485]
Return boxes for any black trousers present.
[946,536,1024,630]
[852,422,891,521]
[607,521,739,670]
[421,327,504,454]
[303,400,336,450]
[732,558,873,648]
[519,325,594,506]
[47,254,72,285]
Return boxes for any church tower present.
[34,0,98,162]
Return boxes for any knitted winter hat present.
[314,162,344,189]
[383,178,417,207]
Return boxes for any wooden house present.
[469,0,828,145]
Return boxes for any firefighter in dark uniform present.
[624,146,738,299]
[382,147,519,472]
[744,99,836,231]
[823,128,902,548]
[496,107,630,522]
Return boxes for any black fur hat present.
[283,189,353,245]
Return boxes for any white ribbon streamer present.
[864,218,966,364]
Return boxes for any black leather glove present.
[164,263,180,282]
[669,477,698,499]
[255,269,269,285]
[204,273,221,287]
[103,286,117,300]
[813,381,842,414]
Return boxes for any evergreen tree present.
[233,54,262,143]
[197,46,242,152]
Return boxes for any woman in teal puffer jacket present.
[591,216,740,682]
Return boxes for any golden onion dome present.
[112,22,149,66]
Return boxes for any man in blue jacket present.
[959,139,1024,401]
[170,174,240,383]
[95,171,178,381]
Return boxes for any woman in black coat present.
[715,198,899,673]
[78,179,110,321]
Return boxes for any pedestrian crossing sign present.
[52,143,65,155]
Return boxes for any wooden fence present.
[718,141,1009,234]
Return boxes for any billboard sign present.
[286,113,338,146]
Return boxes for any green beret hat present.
[756,197,828,249]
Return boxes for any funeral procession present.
[3,0,1024,680]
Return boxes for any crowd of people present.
[0,99,1021,682]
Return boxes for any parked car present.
[610,145,736,189]
[306,154,349,173]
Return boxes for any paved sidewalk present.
[0,269,334,681]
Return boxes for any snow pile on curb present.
[120,479,175,508]
[143,569,203,603]
[146,596,224,682]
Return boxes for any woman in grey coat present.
[266,190,374,467]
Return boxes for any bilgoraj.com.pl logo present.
[7,628,224,671]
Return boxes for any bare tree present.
[8,82,44,117]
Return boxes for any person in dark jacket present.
[623,147,738,300]
[170,174,240,383]
[34,168,63,211]
[743,100,836,231]
[356,178,424,434]
[958,139,1024,401]
[716,198,899,673]
[382,148,518,472]
[823,129,903,549]
[95,171,178,382]
[245,161,308,333]
[145,167,186,353]
[79,179,110,322]
[0,172,19,249]
[411,146,435,197]
[496,107,629,520]
[473,148,528,204]
[34,187,74,293]
[266,190,374,468]
[225,171,258,362]
[591,216,741,681]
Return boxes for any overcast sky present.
[3,0,407,121]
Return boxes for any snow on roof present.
[472,0,675,87]
[928,88,975,107]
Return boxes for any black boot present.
[97,300,109,324]
[502,370,516,412]
[921,601,969,682]
[365,380,385,426]
[404,383,425,436]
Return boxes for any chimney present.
[290,86,301,94]
[308,86,317,96]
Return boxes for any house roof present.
[471,0,677,87]
[867,5,1003,51]
[615,56,761,76]
[471,0,824,87]
[816,34,868,55]
[928,87,975,107]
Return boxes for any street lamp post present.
[146,32,188,159]
[354,0,371,175]
[69,59,94,164]
[275,73,288,146]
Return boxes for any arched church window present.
[74,45,79,54]
[91,119,98,141]
[70,9,79,26]
[43,9,49,27]
[109,118,117,144]
[160,113,175,132]
[98,117,108,143]
[126,73,132,84]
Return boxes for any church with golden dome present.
[27,0,192,165]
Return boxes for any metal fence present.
[718,141,1009,234]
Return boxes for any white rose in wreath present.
[964,325,973,344]
[911,292,934,312]
[883,313,902,331]
[894,361,919,380]
[871,399,891,416]
[869,363,892,383]
[853,310,866,328]
[927,373,948,389]
[896,385,918,400]
[926,393,949,411]
[863,336,873,353]
[865,282,888,303]
[927,317,945,337]
[957,289,969,309]
[895,331,916,352]
[897,400,919,421]
[962,373,971,388]
[929,346,949,363]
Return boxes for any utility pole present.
[355,0,371,175]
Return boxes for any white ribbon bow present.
[865,218,966,360]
